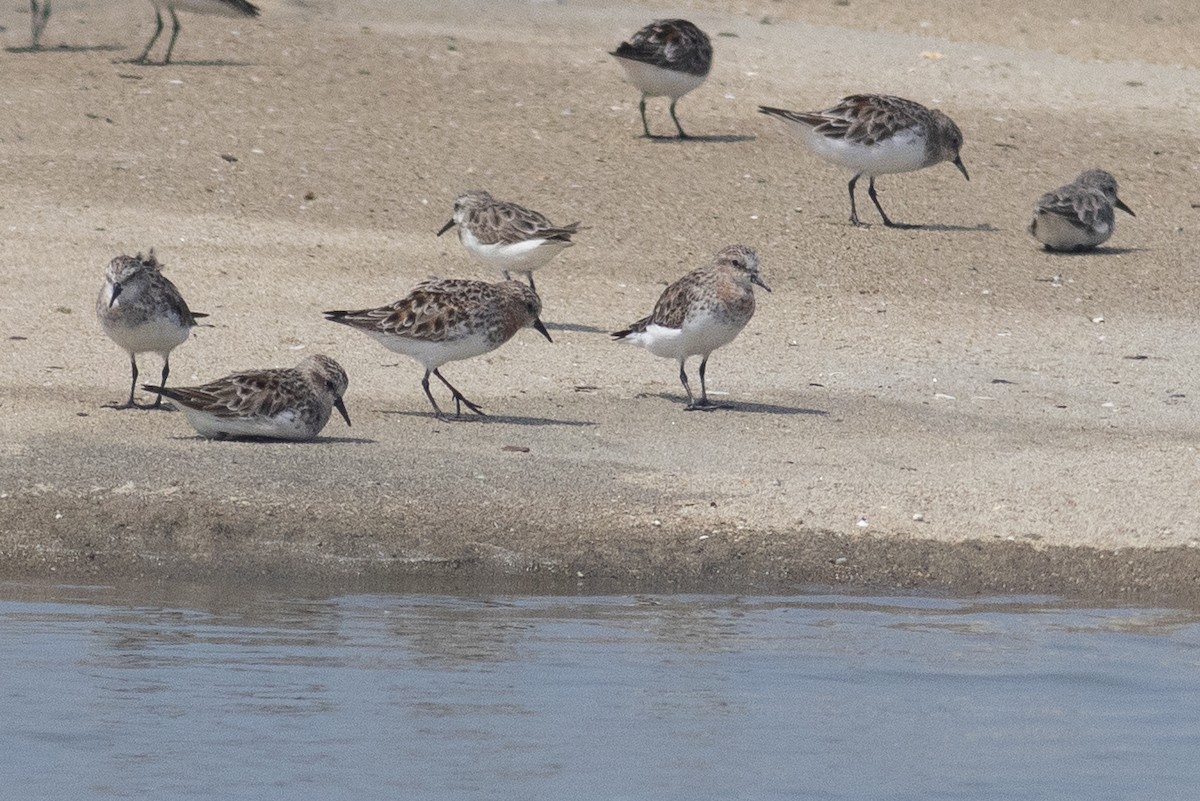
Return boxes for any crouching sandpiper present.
[142,355,351,441]
[1030,169,1135,251]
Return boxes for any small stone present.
[913,513,925,522]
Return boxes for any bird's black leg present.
[679,361,698,410]
[847,173,865,226]
[867,176,898,228]
[162,6,182,64]
[105,355,140,409]
[136,7,164,63]
[694,356,717,408]
[432,368,486,418]
[421,369,448,420]
[669,98,690,139]
[31,0,51,49]
[526,272,537,294]
[639,97,654,138]
[152,355,170,409]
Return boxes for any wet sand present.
[2,0,1199,605]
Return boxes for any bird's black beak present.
[953,156,970,181]
[334,397,352,427]
[1114,197,1135,217]
[752,275,772,292]
[533,318,553,343]
[436,219,456,236]
[108,282,123,308]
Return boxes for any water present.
[3,582,1199,801]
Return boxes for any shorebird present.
[613,244,769,410]
[142,355,352,441]
[1029,169,1135,251]
[610,19,713,139]
[759,94,969,227]
[436,190,580,294]
[324,278,552,420]
[96,251,207,410]
[136,0,261,65]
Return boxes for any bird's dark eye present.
[732,258,743,268]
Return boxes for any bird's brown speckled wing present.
[781,94,928,146]
[646,269,706,330]
[157,369,294,418]
[610,19,712,76]
[1035,186,1110,231]
[468,201,579,246]
[364,278,487,340]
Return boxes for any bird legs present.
[136,6,183,65]
[30,0,51,49]
[105,354,171,410]
[668,98,690,139]
[848,173,922,229]
[501,270,537,294]
[639,97,691,140]
[422,368,486,421]
[679,356,717,411]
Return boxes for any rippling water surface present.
[3,581,1199,800]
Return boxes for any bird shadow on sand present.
[1038,245,1147,257]
[379,410,596,428]
[117,58,258,67]
[854,221,1001,233]
[641,393,828,416]
[6,43,125,53]
[102,402,177,412]
[545,321,609,335]
[167,434,377,444]
[646,134,756,144]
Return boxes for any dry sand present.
[2,0,1199,604]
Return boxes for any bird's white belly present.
[615,59,706,99]
[183,407,320,441]
[460,229,569,274]
[628,315,744,361]
[103,317,190,356]
[372,330,494,370]
[1031,212,1110,250]
[803,127,928,175]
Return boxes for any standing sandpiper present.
[611,19,713,139]
[324,278,552,420]
[759,95,969,227]
[613,244,769,410]
[96,251,207,410]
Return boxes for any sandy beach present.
[2,0,1198,604]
